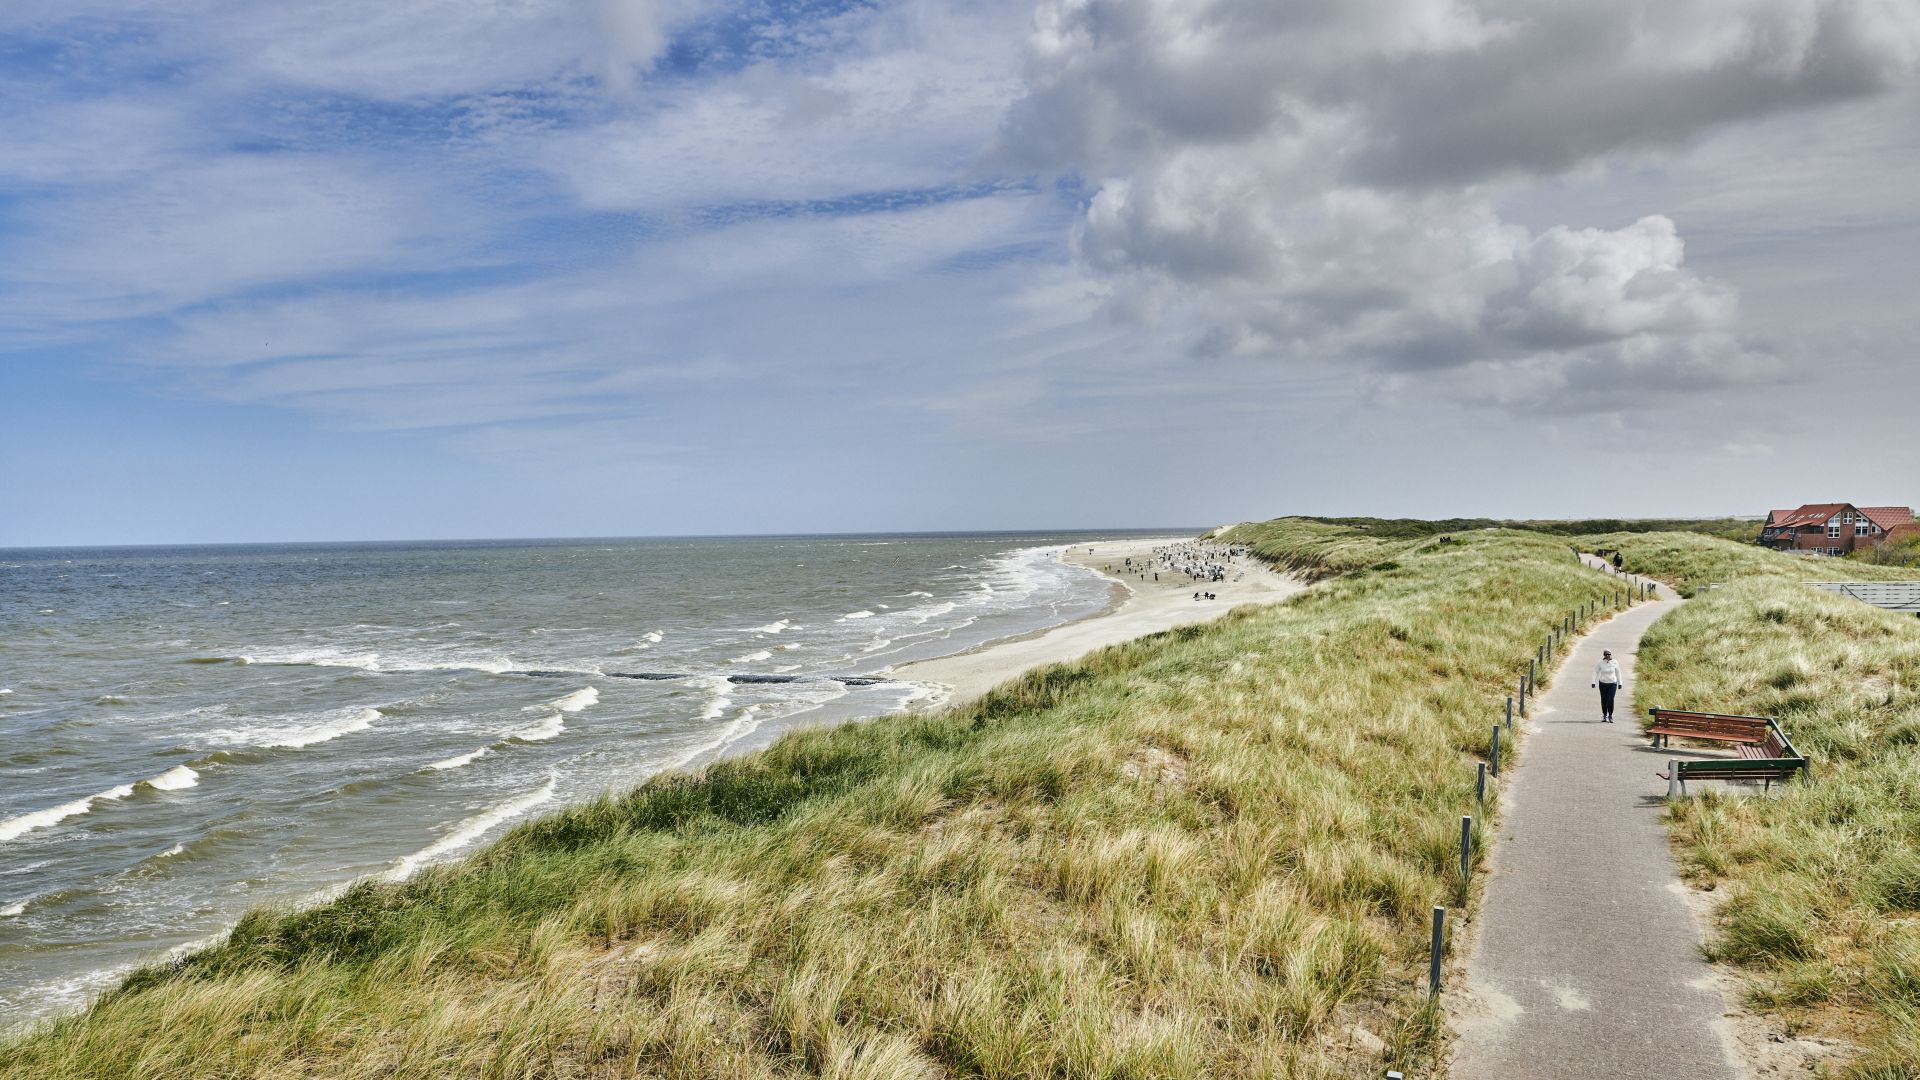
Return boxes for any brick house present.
[1761,503,1916,555]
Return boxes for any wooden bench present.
[1645,708,1771,749]
[1657,719,1810,796]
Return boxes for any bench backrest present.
[1764,720,1805,762]
[1649,709,1774,726]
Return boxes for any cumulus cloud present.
[998,0,1920,406]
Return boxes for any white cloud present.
[999,0,1920,408]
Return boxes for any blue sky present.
[5,0,1918,545]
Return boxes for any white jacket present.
[1594,659,1622,685]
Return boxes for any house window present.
[1828,523,1842,538]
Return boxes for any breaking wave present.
[201,706,381,750]
[547,687,598,713]
[424,747,491,772]
[0,783,134,844]
[386,776,556,880]
[146,765,200,791]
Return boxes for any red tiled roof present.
[1774,503,1848,528]
[1859,506,1915,531]
[1765,509,1796,526]
[1884,522,1920,545]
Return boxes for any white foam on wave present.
[729,649,773,664]
[840,610,875,621]
[747,618,792,634]
[688,675,733,721]
[0,783,134,844]
[511,711,565,742]
[642,631,664,643]
[1,900,25,917]
[158,843,186,858]
[861,637,895,653]
[547,687,599,713]
[386,776,556,881]
[146,765,199,791]
[907,601,957,624]
[424,747,491,771]
[0,688,12,696]
[204,706,381,750]
[241,649,518,675]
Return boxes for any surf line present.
[506,670,891,686]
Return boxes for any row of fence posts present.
[1400,560,1658,1075]
[1421,567,1651,1026]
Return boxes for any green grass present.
[1573,529,1920,597]
[0,522,1633,1079]
[1623,535,1920,1076]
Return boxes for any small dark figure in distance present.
[1612,552,1623,570]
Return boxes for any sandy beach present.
[890,535,1306,705]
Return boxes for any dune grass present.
[2,523,1630,1079]
[1618,536,1920,1077]
[1576,529,1920,598]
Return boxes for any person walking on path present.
[1592,650,1622,722]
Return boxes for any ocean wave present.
[839,610,875,621]
[145,765,200,791]
[0,783,134,844]
[0,900,25,917]
[729,649,773,664]
[861,637,895,653]
[386,776,556,880]
[158,843,186,858]
[642,631,663,643]
[689,675,733,721]
[907,601,957,623]
[747,618,792,634]
[233,650,519,675]
[547,687,599,713]
[0,688,13,695]
[202,706,381,750]
[424,747,491,771]
[510,711,565,742]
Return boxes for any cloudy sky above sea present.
[4,0,1917,544]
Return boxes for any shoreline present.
[889,535,1306,705]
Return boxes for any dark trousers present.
[1598,681,1618,717]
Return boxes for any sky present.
[3,0,1917,546]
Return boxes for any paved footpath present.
[1449,559,1743,1078]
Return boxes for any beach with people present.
[891,534,1304,703]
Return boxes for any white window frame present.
[1828,522,1842,538]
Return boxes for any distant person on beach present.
[1592,650,1622,722]
[1612,552,1623,570]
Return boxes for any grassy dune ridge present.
[5,523,1631,1079]
[1579,529,1920,598]
[1597,536,1920,1078]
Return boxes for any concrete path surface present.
[1449,561,1741,1078]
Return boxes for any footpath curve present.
[1448,558,1743,1078]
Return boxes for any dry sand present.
[889,535,1306,706]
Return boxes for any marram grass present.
[3,523,1629,1079]
[1615,535,1920,1078]
[1578,528,1920,598]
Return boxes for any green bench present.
[1654,715,1809,796]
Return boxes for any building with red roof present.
[1761,503,1915,555]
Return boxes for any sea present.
[0,530,1178,1028]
